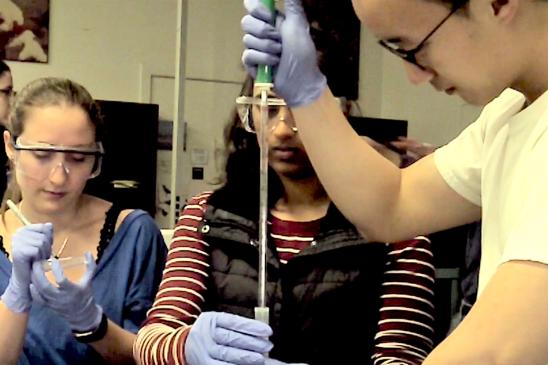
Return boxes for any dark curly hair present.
[0,61,10,75]
[217,76,283,217]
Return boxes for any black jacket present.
[199,186,389,364]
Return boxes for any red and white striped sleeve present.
[134,192,212,365]
[372,236,436,365]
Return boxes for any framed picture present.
[0,0,49,63]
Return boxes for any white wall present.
[185,0,246,83]
[6,1,481,147]
[174,0,246,207]
[379,53,481,146]
[8,0,177,102]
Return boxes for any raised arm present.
[241,0,481,242]
[294,91,480,241]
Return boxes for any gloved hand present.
[29,251,103,333]
[185,311,273,365]
[242,0,327,107]
[1,223,53,313]
[265,358,308,365]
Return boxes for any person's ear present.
[491,0,519,23]
[4,130,14,161]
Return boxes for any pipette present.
[7,199,31,226]
[6,199,86,271]
[253,0,277,327]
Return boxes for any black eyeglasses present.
[378,1,468,70]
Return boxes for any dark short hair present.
[0,61,10,75]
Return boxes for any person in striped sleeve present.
[134,77,435,365]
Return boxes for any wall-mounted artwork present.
[0,0,49,63]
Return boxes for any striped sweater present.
[134,192,435,365]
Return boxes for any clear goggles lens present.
[235,96,292,133]
[12,137,104,181]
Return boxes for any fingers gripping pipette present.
[6,199,84,271]
[254,0,276,328]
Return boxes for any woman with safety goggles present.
[134,76,435,365]
[0,77,167,365]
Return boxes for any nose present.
[48,162,70,185]
[403,61,435,85]
[278,107,293,124]
[271,107,296,135]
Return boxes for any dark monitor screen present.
[348,116,408,143]
[85,100,159,215]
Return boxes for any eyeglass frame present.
[235,95,298,134]
[11,136,105,179]
[378,0,468,70]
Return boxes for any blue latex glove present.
[241,0,327,107]
[1,223,53,313]
[29,251,103,333]
[265,359,308,365]
[185,311,273,365]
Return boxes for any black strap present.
[0,236,7,258]
[73,312,109,343]
[0,204,124,261]
[96,203,124,262]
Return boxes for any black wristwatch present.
[73,313,109,343]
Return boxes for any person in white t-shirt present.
[240,0,548,364]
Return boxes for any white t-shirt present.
[435,88,548,295]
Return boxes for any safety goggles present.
[12,137,105,181]
[235,96,297,133]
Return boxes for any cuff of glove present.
[180,326,192,364]
[73,312,108,343]
[284,74,327,108]
[1,282,31,313]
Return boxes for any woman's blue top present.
[0,209,167,364]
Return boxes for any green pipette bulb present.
[255,0,276,84]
